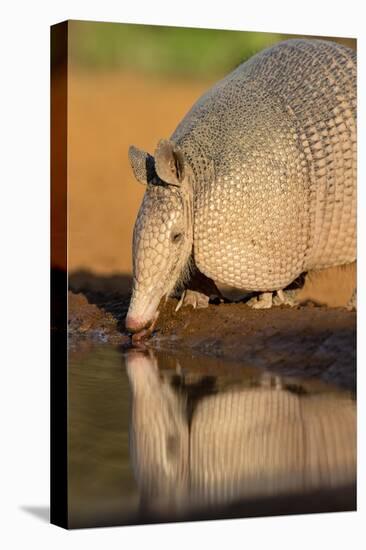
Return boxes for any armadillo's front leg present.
[272,289,299,307]
[246,292,273,309]
[246,289,299,309]
[175,265,224,311]
[175,289,210,311]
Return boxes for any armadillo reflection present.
[126,350,356,516]
[126,39,356,333]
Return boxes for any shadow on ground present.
[69,270,132,298]
[20,506,49,523]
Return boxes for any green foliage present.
[68,21,285,77]
[68,21,355,78]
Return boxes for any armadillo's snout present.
[125,303,160,336]
[125,314,151,334]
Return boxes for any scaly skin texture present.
[126,39,356,331]
[129,184,191,325]
[172,39,356,291]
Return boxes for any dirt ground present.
[68,288,356,391]
[66,69,356,369]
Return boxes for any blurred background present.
[66,20,355,293]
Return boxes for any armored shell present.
[172,39,357,291]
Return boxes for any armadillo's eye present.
[171,232,183,244]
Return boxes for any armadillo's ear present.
[154,139,185,186]
[128,145,155,185]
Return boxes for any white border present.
[1,0,364,548]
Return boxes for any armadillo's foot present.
[346,288,357,311]
[272,289,299,307]
[246,290,299,309]
[175,289,210,312]
[246,292,273,309]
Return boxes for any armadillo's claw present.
[175,290,186,312]
[175,289,210,312]
[247,290,299,309]
[246,292,273,309]
[272,289,299,307]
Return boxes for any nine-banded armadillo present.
[126,39,357,334]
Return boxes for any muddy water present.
[68,344,356,528]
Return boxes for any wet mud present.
[68,282,356,391]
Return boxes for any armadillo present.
[126,39,356,334]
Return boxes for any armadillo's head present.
[126,139,194,334]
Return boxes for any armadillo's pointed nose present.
[125,314,149,334]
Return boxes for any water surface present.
[68,344,356,528]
